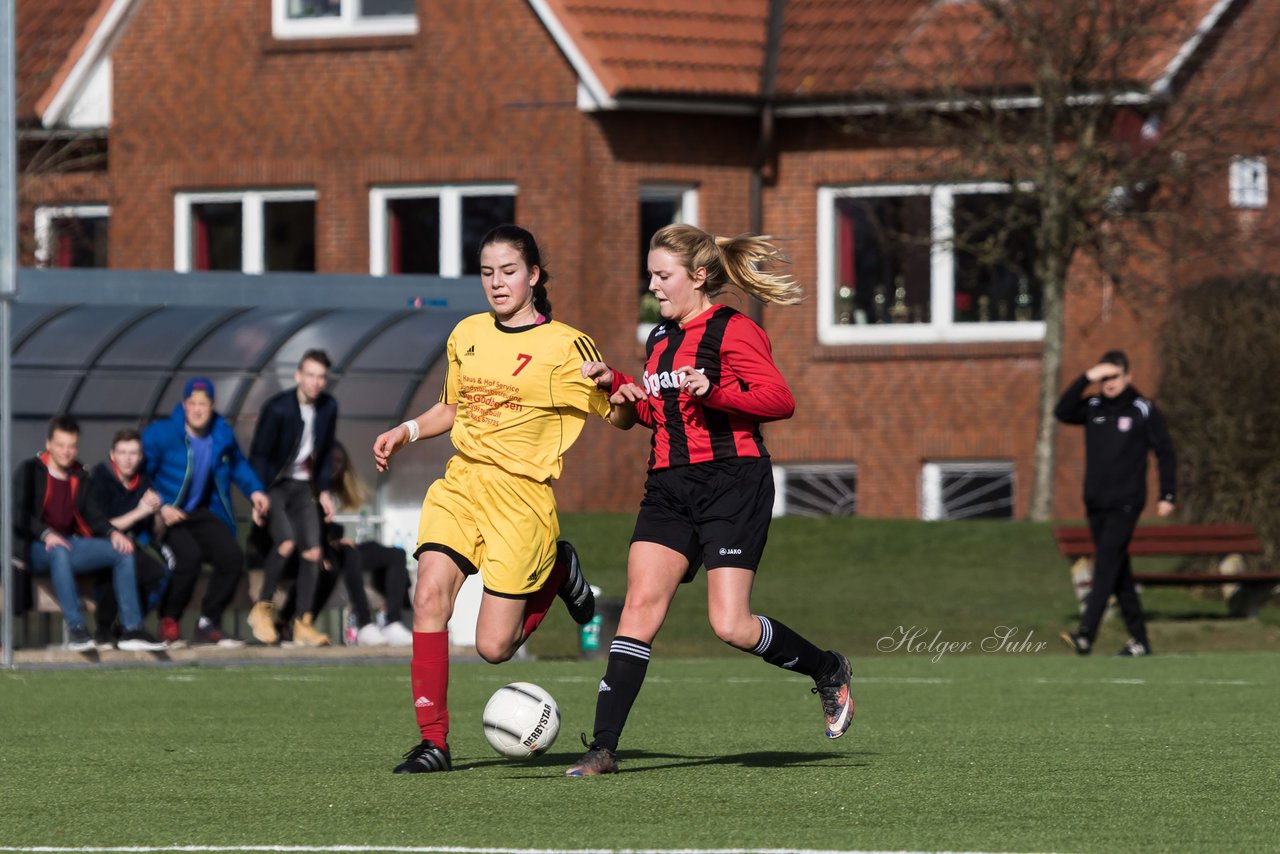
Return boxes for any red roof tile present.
[16,0,106,121]
[545,0,1232,104]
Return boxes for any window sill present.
[265,33,417,53]
[812,339,1043,362]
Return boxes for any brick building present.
[15,0,1280,519]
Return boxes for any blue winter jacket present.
[142,404,265,535]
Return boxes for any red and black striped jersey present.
[615,304,794,471]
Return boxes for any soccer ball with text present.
[482,682,561,759]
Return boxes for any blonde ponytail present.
[651,224,801,305]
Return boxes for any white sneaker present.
[382,621,413,647]
[356,622,388,647]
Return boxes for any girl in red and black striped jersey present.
[565,224,854,777]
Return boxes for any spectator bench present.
[1051,523,1280,617]
[2,559,388,646]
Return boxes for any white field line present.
[0,847,1042,854]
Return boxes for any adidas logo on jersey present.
[414,696,434,708]
[464,345,475,356]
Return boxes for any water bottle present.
[579,586,604,655]
[344,612,359,646]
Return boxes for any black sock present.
[591,636,650,753]
[749,615,834,680]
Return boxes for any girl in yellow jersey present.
[373,225,624,774]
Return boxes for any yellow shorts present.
[416,455,559,597]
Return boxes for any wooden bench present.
[1051,523,1280,617]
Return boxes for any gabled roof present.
[15,0,105,122]
[534,0,1242,111]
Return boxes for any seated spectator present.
[143,378,269,647]
[11,416,165,652]
[87,429,171,647]
[262,442,413,646]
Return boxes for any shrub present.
[1158,273,1280,559]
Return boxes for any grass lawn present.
[1,654,1277,853]
[2,515,1277,853]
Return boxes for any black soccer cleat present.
[393,739,452,774]
[1060,631,1092,656]
[565,736,618,777]
[812,651,854,739]
[556,540,596,625]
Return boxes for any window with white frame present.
[272,0,417,40]
[817,184,1045,345]
[920,461,1014,520]
[34,205,109,268]
[638,184,698,335]
[174,190,316,273]
[1229,156,1267,209]
[772,463,858,517]
[369,185,516,277]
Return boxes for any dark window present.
[192,203,242,271]
[461,195,517,275]
[388,198,441,275]
[953,193,1041,323]
[263,200,316,272]
[834,196,931,325]
[49,216,108,268]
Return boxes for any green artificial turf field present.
[1,653,1277,853]
[3,515,1277,853]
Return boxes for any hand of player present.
[1156,500,1175,518]
[674,364,710,398]
[319,490,335,522]
[373,425,410,473]
[581,361,614,390]
[610,383,647,406]
[110,530,134,555]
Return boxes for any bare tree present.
[825,0,1280,519]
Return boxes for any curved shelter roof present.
[8,268,488,476]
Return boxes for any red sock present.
[410,631,450,747]
[521,555,567,640]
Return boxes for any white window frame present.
[271,0,418,40]
[638,184,699,341]
[1229,156,1267,209]
[817,182,1047,345]
[34,204,109,267]
[368,183,518,277]
[174,189,317,273]
[772,462,859,518]
[920,460,1015,521]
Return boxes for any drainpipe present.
[749,0,786,324]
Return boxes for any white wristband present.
[401,419,420,443]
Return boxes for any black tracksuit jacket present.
[1053,375,1177,510]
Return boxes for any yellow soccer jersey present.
[439,313,611,481]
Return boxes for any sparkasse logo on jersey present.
[643,368,706,398]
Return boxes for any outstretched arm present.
[373,402,457,473]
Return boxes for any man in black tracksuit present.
[247,349,339,646]
[1055,349,1176,657]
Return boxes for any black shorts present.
[631,457,774,582]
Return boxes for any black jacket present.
[1054,375,1177,510]
[87,462,155,541]
[12,453,112,561]
[249,388,338,491]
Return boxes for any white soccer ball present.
[482,682,561,759]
